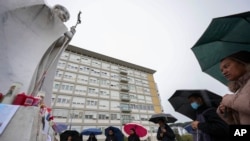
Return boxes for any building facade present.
[51,45,163,139]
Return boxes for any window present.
[140,115,148,121]
[110,114,117,120]
[69,53,81,62]
[57,60,66,69]
[110,101,120,111]
[61,52,69,60]
[98,112,109,120]
[71,110,83,119]
[85,111,97,119]
[88,87,99,95]
[110,65,119,72]
[81,56,91,64]
[110,91,119,99]
[86,100,98,106]
[54,83,60,89]
[110,73,119,80]
[90,68,100,76]
[74,85,87,95]
[102,62,110,70]
[99,100,109,110]
[136,86,143,93]
[91,60,101,68]
[56,95,71,104]
[89,77,99,86]
[60,83,74,93]
[53,109,69,119]
[110,113,120,120]
[72,97,85,107]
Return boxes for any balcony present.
[119,68,128,75]
[120,85,129,92]
[120,106,131,113]
[120,93,130,102]
[120,76,129,83]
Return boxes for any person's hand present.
[161,128,166,133]
[218,104,226,114]
[191,121,199,129]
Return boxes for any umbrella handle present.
[196,128,199,141]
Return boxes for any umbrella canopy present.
[105,126,124,141]
[184,124,196,134]
[52,122,68,134]
[168,89,222,120]
[60,130,81,141]
[81,128,102,135]
[191,11,250,85]
[122,123,148,140]
[149,113,177,124]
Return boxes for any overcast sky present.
[46,0,250,122]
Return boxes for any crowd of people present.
[62,51,250,141]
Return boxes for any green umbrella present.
[191,11,250,85]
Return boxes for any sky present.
[46,0,250,122]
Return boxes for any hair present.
[130,128,136,134]
[158,118,166,123]
[188,93,203,100]
[221,56,250,92]
[221,51,250,72]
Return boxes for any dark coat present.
[156,123,175,141]
[105,135,117,141]
[196,105,229,141]
[128,133,140,141]
[87,136,97,141]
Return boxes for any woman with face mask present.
[188,93,229,141]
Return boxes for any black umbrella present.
[105,126,124,141]
[149,113,177,123]
[60,130,82,141]
[168,89,222,120]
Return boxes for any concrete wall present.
[0,106,44,141]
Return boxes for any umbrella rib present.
[219,39,250,45]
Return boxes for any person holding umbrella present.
[218,51,250,125]
[105,129,117,141]
[156,119,176,141]
[87,133,97,141]
[188,93,229,141]
[128,128,140,141]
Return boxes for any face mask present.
[191,102,200,110]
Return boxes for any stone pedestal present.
[0,106,42,141]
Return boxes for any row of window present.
[60,52,148,79]
[52,95,154,110]
[53,80,151,95]
[56,69,149,87]
[53,109,153,121]
[58,60,148,81]
[57,62,149,86]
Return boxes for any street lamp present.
[69,107,75,130]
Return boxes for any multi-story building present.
[51,45,163,140]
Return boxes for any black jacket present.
[156,123,175,141]
[196,105,229,141]
[128,133,140,141]
[87,136,97,141]
[105,135,117,141]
